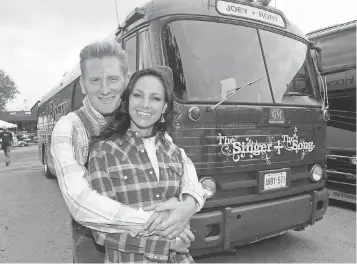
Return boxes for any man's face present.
[80,56,128,115]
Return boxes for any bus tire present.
[44,152,53,179]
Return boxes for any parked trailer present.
[307,20,356,204]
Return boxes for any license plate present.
[264,171,287,190]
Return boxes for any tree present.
[0,69,19,111]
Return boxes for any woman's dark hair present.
[92,66,175,145]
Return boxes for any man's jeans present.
[2,145,10,163]
[71,218,105,263]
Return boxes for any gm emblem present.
[269,108,285,124]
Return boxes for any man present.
[0,128,13,166]
[51,41,206,263]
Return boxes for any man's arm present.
[51,114,152,232]
[88,144,172,262]
[179,148,206,212]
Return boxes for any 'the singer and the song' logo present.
[217,127,315,164]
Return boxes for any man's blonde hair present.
[79,41,129,77]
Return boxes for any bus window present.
[260,30,321,105]
[138,30,153,70]
[163,20,272,103]
[72,80,85,111]
[124,34,137,74]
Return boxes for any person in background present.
[0,128,13,166]
[51,41,206,263]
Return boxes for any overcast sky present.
[1,0,355,111]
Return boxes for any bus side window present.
[123,33,137,74]
[48,102,54,120]
[71,80,85,111]
[63,102,67,115]
[138,29,153,70]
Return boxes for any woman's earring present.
[160,114,165,123]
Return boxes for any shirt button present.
[156,194,160,198]
[141,149,145,153]
[154,256,157,259]
[149,170,153,175]
[123,176,128,180]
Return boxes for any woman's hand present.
[155,225,195,243]
[177,226,195,244]
[169,236,191,254]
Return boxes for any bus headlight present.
[310,164,323,182]
[200,177,216,199]
[323,109,330,121]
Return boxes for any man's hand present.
[143,196,197,239]
[144,211,170,233]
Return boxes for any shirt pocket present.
[162,162,182,199]
[108,167,138,187]
[167,159,183,184]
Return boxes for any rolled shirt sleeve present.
[178,148,206,212]
[51,114,152,233]
[164,132,206,212]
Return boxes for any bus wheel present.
[44,153,53,179]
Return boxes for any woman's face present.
[129,75,167,137]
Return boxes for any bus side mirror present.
[309,41,323,72]
[310,43,322,52]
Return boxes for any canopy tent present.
[0,120,17,129]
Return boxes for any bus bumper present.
[189,188,328,256]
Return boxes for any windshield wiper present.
[284,91,314,97]
[207,77,264,112]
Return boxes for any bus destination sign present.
[216,0,286,28]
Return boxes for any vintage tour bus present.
[307,20,356,204]
[38,0,330,256]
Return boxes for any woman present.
[87,66,196,263]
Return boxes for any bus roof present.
[116,0,306,38]
[39,0,307,107]
[38,64,81,107]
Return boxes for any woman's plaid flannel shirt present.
[87,130,194,263]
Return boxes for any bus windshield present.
[164,20,321,105]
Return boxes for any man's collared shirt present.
[50,96,205,233]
